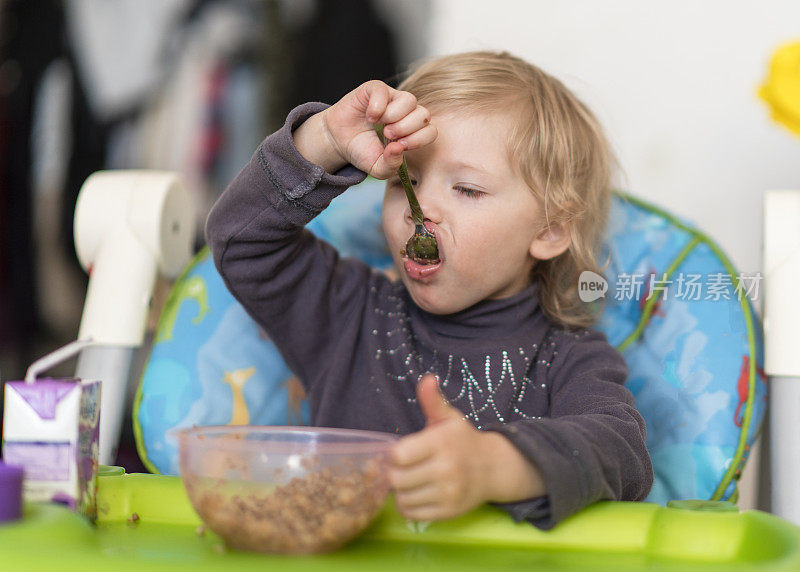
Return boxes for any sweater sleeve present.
[204,102,371,387]
[487,329,653,529]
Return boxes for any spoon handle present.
[397,157,425,226]
[374,124,425,225]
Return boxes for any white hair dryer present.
[73,170,194,465]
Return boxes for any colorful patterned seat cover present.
[134,179,766,504]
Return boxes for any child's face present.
[382,110,546,315]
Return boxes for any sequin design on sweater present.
[369,285,552,428]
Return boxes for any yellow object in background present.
[760,40,800,137]
[223,366,255,425]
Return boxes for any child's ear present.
[529,222,571,261]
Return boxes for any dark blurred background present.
[0,0,430,470]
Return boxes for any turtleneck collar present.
[406,284,546,348]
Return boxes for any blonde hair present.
[399,51,616,329]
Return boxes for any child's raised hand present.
[389,374,545,521]
[293,80,437,178]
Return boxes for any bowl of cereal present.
[176,425,398,554]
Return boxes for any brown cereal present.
[187,458,387,554]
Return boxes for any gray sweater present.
[205,103,653,528]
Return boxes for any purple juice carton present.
[1,341,101,519]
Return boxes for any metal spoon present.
[374,124,440,264]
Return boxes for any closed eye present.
[389,178,417,188]
[455,185,485,199]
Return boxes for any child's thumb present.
[417,373,462,426]
[376,141,405,175]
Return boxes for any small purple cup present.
[0,459,24,523]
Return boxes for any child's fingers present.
[370,141,406,178]
[390,459,436,491]
[394,483,440,508]
[397,503,444,522]
[383,106,431,140]
[391,431,435,467]
[371,123,436,179]
[361,80,392,123]
[383,140,407,158]
[395,124,438,152]
[377,90,419,125]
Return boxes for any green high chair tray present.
[1,469,799,571]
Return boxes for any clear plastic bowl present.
[176,425,398,554]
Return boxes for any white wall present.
[429,0,800,285]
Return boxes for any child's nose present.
[414,185,443,224]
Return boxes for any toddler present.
[206,51,653,529]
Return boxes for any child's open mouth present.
[403,255,442,280]
[401,222,442,280]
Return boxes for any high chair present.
[135,178,766,509]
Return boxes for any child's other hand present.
[294,81,437,177]
[389,374,545,521]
